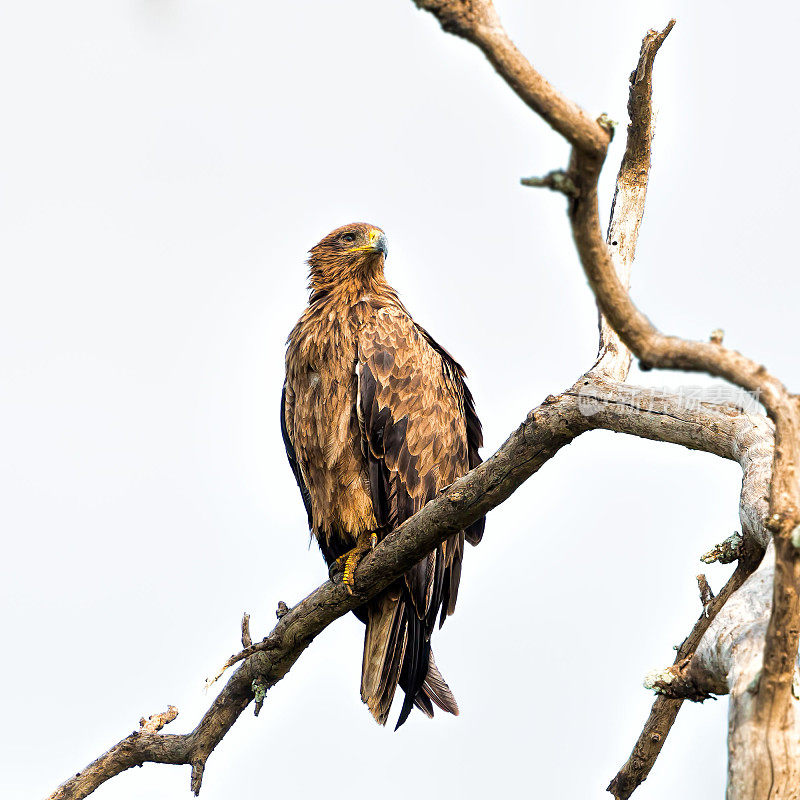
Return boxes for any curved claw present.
[328,531,377,594]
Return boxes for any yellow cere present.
[346,228,384,253]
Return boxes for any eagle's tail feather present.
[419,652,459,716]
[361,590,405,725]
[361,588,459,729]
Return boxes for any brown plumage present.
[281,222,484,728]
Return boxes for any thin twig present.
[205,638,280,691]
[520,170,579,198]
[701,532,744,565]
[139,706,179,735]
[697,574,715,616]
[241,613,252,649]
[592,21,674,382]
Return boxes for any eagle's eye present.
[341,232,356,244]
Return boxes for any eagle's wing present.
[416,323,485,546]
[356,306,483,727]
[280,381,313,530]
[357,304,483,725]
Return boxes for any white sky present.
[2,2,798,799]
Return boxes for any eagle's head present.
[307,222,388,293]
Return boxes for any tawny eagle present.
[281,222,484,728]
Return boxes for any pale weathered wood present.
[593,21,674,383]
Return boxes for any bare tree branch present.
[521,169,579,198]
[413,0,611,155]
[702,532,745,565]
[240,613,252,649]
[593,19,674,382]
[139,706,180,735]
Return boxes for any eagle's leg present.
[329,530,378,593]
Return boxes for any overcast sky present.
[3,2,798,799]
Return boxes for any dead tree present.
[46,3,800,799]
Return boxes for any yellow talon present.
[343,555,357,592]
[331,530,376,594]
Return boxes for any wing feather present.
[280,383,312,529]
[357,306,483,723]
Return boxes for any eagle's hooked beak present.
[367,229,388,258]
[347,229,388,258]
